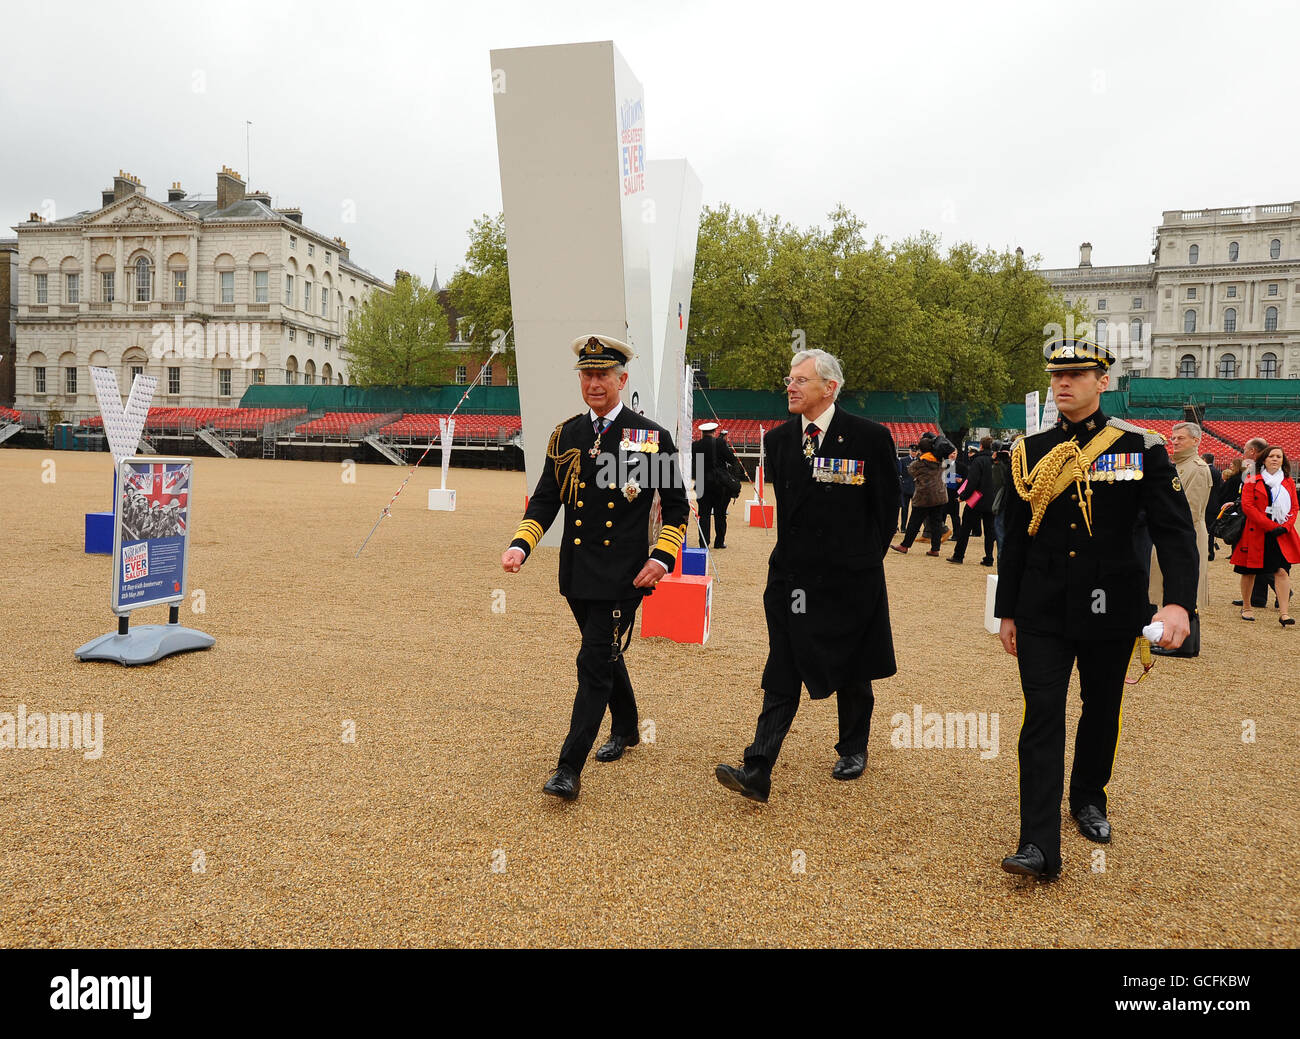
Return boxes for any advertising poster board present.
[112,456,194,616]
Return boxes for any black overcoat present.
[761,409,900,698]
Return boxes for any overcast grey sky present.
[3,0,1295,282]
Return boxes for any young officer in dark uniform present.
[501,335,690,801]
[715,349,899,802]
[995,338,1197,880]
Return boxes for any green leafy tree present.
[445,213,515,379]
[343,274,451,386]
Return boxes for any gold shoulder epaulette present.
[546,415,586,505]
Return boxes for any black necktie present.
[804,423,821,456]
[594,417,607,436]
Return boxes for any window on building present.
[286,370,297,385]
[34,273,48,303]
[325,251,332,266]
[1267,283,1279,296]
[1270,239,1281,259]
[174,270,187,303]
[323,337,331,350]
[254,270,269,303]
[1187,287,1197,299]
[305,372,314,385]
[1227,285,1237,298]
[218,369,232,396]
[219,271,234,303]
[1165,289,1173,299]
[168,367,180,394]
[1223,308,1236,333]
[307,333,315,348]
[1259,352,1279,379]
[135,257,152,301]
[289,235,297,250]
[1265,306,1278,332]
[101,272,114,302]
[34,367,46,394]
[1065,299,1071,308]
[252,369,265,384]
[285,274,293,306]
[1095,318,1108,345]
[483,364,493,386]
[307,243,314,257]
[320,287,328,317]
[1132,297,1142,308]
[506,368,516,387]
[1218,353,1237,379]
[1129,319,1142,344]
[1097,298,1107,310]
[1184,309,1197,333]
[455,365,467,385]
[131,365,144,381]
[1178,355,1197,378]
[1228,241,1239,261]
[66,273,80,303]
[288,327,296,342]
[304,282,312,311]
[65,367,77,394]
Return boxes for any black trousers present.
[698,496,729,547]
[945,488,961,530]
[559,597,642,772]
[743,680,874,771]
[952,506,996,562]
[900,503,944,551]
[899,494,912,532]
[1014,631,1132,872]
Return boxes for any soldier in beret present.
[501,335,690,802]
[995,338,1198,881]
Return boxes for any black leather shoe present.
[1001,843,1060,881]
[714,542,726,549]
[595,731,640,762]
[947,557,964,564]
[542,764,581,801]
[831,750,866,780]
[980,557,994,567]
[1072,804,1111,843]
[714,762,770,803]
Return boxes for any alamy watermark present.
[890,704,999,759]
[151,317,261,367]
[0,704,104,760]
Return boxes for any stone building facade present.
[11,168,390,415]
[1042,202,1300,380]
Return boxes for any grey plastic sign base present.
[76,624,215,666]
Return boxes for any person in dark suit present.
[949,436,996,565]
[1202,451,1222,561]
[899,446,917,532]
[502,334,690,801]
[995,338,1197,881]
[715,349,899,802]
[691,421,739,548]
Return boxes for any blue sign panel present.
[112,456,194,615]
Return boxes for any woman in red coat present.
[1232,445,1300,625]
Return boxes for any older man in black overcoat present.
[715,349,899,802]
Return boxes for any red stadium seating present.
[376,414,522,439]
[0,406,21,423]
[1126,419,1238,467]
[1202,421,1300,466]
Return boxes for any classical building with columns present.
[11,167,390,414]
[1042,201,1300,381]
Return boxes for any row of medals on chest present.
[805,435,865,485]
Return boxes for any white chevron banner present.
[90,366,156,463]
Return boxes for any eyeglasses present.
[783,376,821,387]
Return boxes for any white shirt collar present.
[590,400,624,427]
[801,402,835,435]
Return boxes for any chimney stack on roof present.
[276,206,303,225]
[167,181,186,203]
[334,236,350,258]
[216,165,246,210]
[112,170,143,203]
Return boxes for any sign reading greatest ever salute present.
[112,457,194,615]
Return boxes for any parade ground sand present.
[2,450,1297,949]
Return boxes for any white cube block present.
[428,488,457,512]
[984,574,1000,635]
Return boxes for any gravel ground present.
[1,450,1296,948]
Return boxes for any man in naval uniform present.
[501,335,690,802]
[995,338,1197,881]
